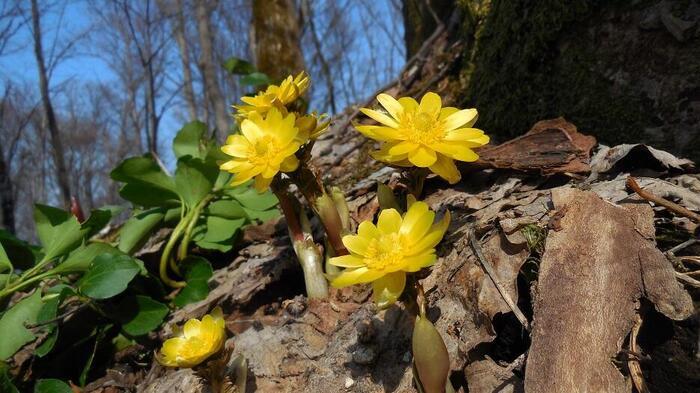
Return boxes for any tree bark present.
[172,0,198,121]
[195,0,229,135]
[0,156,14,233]
[402,0,453,58]
[251,0,305,80]
[30,0,71,207]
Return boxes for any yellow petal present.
[419,92,441,118]
[254,175,273,192]
[280,155,299,172]
[408,146,437,167]
[377,93,404,119]
[357,221,381,239]
[183,319,201,339]
[429,154,461,184]
[240,119,263,142]
[329,255,366,268]
[342,234,370,256]
[403,253,437,272]
[388,141,419,155]
[400,201,434,240]
[360,108,399,128]
[220,160,254,173]
[377,208,402,234]
[433,142,480,162]
[443,128,488,144]
[406,194,417,209]
[331,267,370,287]
[442,108,478,131]
[398,97,419,112]
[221,141,250,158]
[407,211,450,255]
[372,272,406,308]
[438,107,459,120]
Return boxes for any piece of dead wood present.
[627,176,700,223]
[589,143,695,174]
[524,188,693,393]
[467,225,529,331]
[464,357,524,393]
[476,117,597,175]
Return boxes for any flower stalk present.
[271,180,329,298]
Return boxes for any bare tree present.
[30,0,71,207]
[195,0,229,135]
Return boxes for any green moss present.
[456,1,654,146]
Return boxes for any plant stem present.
[159,218,188,288]
[271,180,329,298]
[0,270,57,301]
[407,167,428,199]
[289,162,348,256]
[177,195,214,261]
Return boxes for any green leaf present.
[0,363,19,393]
[111,156,178,201]
[35,328,59,358]
[81,208,114,238]
[119,182,179,207]
[231,188,279,211]
[78,254,140,300]
[34,379,72,393]
[52,242,122,274]
[34,205,85,261]
[0,243,10,275]
[173,256,213,307]
[173,121,209,160]
[0,230,36,270]
[0,290,43,360]
[174,157,217,208]
[118,208,165,254]
[223,57,256,75]
[117,295,169,336]
[195,216,246,243]
[205,199,248,219]
[242,207,280,223]
[192,240,233,252]
[241,72,272,87]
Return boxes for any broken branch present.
[626,176,700,223]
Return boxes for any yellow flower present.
[220,108,303,192]
[328,200,450,307]
[296,112,330,140]
[234,72,310,118]
[357,92,489,184]
[157,307,226,368]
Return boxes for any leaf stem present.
[177,194,215,261]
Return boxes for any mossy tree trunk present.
[404,0,700,161]
[251,0,305,81]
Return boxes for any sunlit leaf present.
[223,57,256,75]
[52,242,122,274]
[119,182,179,208]
[173,121,209,160]
[205,199,247,219]
[118,208,165,254]
[0,290,43,360]
[33,204,85,261]
[174,157,218,209]
[78,254,140,300]
[241,72,272,87]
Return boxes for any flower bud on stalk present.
[412,314,451,393]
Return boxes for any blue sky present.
[0,0,405,167]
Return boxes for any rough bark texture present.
[406,0,700,162]
[195,0,230,135]
[251,0,305,80]
[524,188,693,393]
[30,0,72,207]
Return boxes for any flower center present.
[363,233,406,272]
[401,112,444,145]
[248,136,281,166]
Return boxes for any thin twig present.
[628,313,650,393]
[626,177,700,223]
[467,225,530,331]
[667,238,698,255]
[676,271,700,288]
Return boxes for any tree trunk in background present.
[0,158,14,233]
[402,0,454,58]
[172,0,198,121]
[251,0,305,80]
[404,0,700,161]
[195,0,230,135]
[30,0,72,207]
